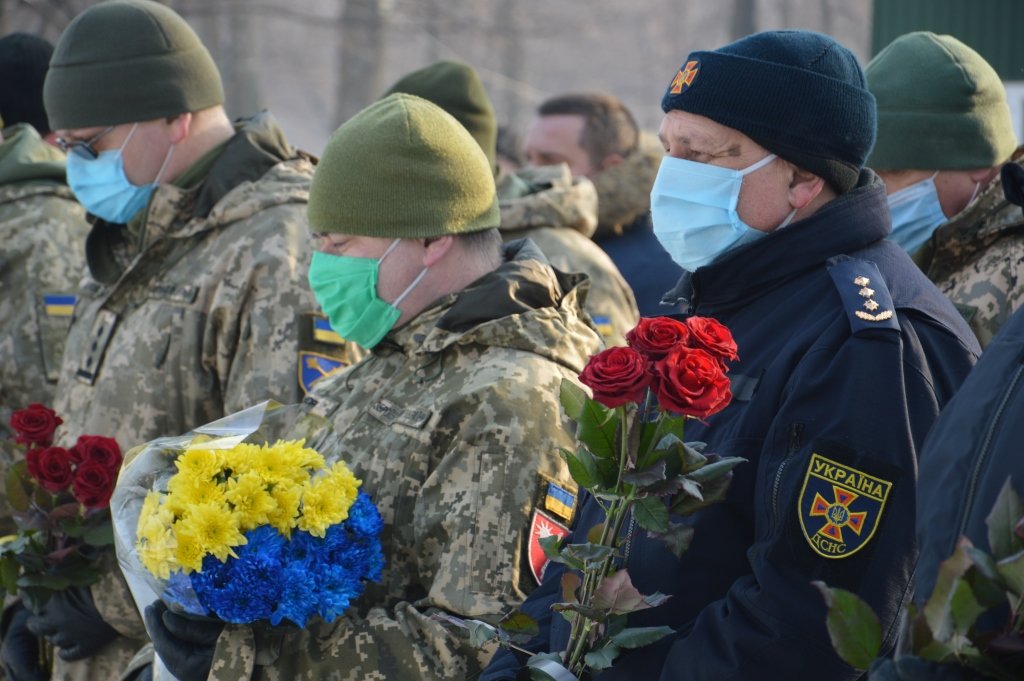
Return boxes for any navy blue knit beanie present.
[661,30,876,194]
[0,33,54,135]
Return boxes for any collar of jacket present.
[683,169,890,314]
[376,239,599,373]
[84,113,311,284]
[498,163,598,237]
[916,146,1024,282]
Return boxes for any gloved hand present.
[869,655,990,681]
[25,586,120,661]
[145,601,223,681]
[0,603,47,681]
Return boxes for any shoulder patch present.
[826,256,900,334]
[798,452,892,559]
[298,351,346,394]
[298,313,353,393]
[591,314,614,342]
[42,293,77,317]
[527,510,570,584]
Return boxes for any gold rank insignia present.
[798,453,892,559]
[851,275,894,322]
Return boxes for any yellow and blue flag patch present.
[592,315,614,341]
[43,294,76,317]
[543,481,576,522]
[312,317,346,346]
[798,453,891,559]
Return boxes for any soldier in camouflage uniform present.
[0,122,88,476]
[385,60,639,347]
[913,149,1024,347]
[142,93,603,681]
[1,3,346,681]
[865,32,1018,330]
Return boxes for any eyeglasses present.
[55,126,116,160]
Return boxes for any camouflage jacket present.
[0,125,88,445]
[206,240,603,681]
[0,124,88,529]
[497,164,638,346]
[51,113,342,681]
[914,149,1024,348]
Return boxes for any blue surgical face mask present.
[307,238,428,349]
[650,153,794,272]
[885,172,947,253]
[65,123,175,224]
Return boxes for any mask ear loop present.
[152,142,175,186]
[377,237,429,308]
[740,153,778,176]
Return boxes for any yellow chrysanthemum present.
[171,522,206,573]
[167,474,228,509]
[138,527,176,580]
[258,440,324,484]
[297,471,356,538]
[220,442,261,477]
[266,481,302,536]
[225,471,278,531]
[174,448,220,481]
[175,502,246,565]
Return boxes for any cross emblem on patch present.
[670,60,700,93]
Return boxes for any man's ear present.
[422,235,454,267]
[167,112,192,145]
[788,165,826,211]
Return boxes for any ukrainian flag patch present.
[592,314,613,341]
[43,294,76,317]
[544,481,576,523]
[798,453,892,559]
[312,317,345,345]
[298,351,347,394]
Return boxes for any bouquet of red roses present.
[442,316,746,680]
[1,404,122,612]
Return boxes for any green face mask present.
[307,239,427,349]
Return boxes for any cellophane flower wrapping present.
[111,401,384,628]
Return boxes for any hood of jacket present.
[497,163,598,237]
[592,131,664,238]
[85,112,313,284]
[915,146,1024,282]
[0,123,66,188]
[384,239,601,375]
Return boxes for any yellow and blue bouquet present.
[112,402,383,627]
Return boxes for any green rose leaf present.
[561,572,581,603]
[622,460,667,487]
[986,478,1024,561]
[923,538,974,643]
[609,625,675,649]
[687,456,747,484]
[82,520,114,547]
[584,644,621,671]
[577,399,617,461]
[592,570,659,615]
[812,581,882,670]
[996,549,1024,596]
[560,379,588,420]
[499,610,540,637]
[950,577,986,637]
[633,496,670,533]
[5,462,32,513]
[559,448,600,491]
[564,543,618,567]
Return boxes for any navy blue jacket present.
[915,305,1024,602]
[483,172,980,681]
[594,212,683,317]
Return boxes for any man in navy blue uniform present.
[483,30,980,681]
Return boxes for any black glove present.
[869,656,989,681]
[25,586,120,662]
[0,604,47,681]
[145,601,223,681]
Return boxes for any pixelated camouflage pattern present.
[914,148,1024,347]
[206,240,603,681]
[51,115,326,681]
[498,164,638,347]
[0,124,89,533]
[591,131,664,238]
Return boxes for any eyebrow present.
[658,132,743,159]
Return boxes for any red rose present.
[685,317,739,367]
[626,317,692,359]
[25,446,74,493]
[653,346,732,419]
[69,435,123,473]
[9,404,63,447]
[72,461,117,510]
[579,347,652,409]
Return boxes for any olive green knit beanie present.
[44,0,224,131]
[308,93,499,237]
[384,60,497,171]
[866,31,1016,170]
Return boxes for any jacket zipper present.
[956,360,1024,538]
[771,423,805,529]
